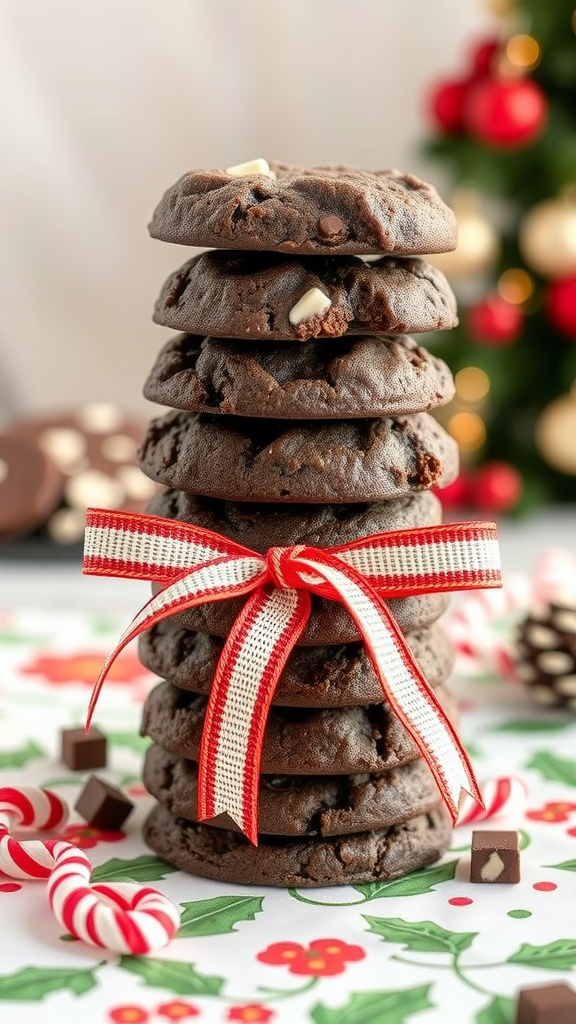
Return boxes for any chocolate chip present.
[61,726,107,771]
[317,215,347,243]
[516,982,576,1024]
[74,775,134,830]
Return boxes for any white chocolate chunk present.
[39,427,86,472]
[64,468,125,509]
[555,675,576,696]
[515,661,537,682]
[78,401,124,433]
[552,609,576,634]
[289,287,332,326]
[480,851,505,881]
[225,158,274,178]
[526,624,558,648]
[531,684,559,704]
[0,459,8,484]
[536,650,574,675]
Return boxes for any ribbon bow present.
[83,509,501,844]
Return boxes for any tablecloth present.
[1,580,576,1024]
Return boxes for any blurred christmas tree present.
[422,0,576,515]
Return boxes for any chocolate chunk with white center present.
[470,830,520,884]
[148,160,458,256]
[516,982,576,1024]
[515,600,576,711]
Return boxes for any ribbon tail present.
[298,553,482,823]
[86,556,267,729]
[197,587,311,845]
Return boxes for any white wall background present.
[0,0,493,424]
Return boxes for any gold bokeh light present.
[506,33,541,69]
[454,367,491,405]
[448,412,487,453]
[498,268,534,305]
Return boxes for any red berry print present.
[0,883,22,893]
[533,881,557,892]
[227,1005,275,1022]
[257,937,365,977]
[157,1001,200,1019]
[108,1007,149,1023]
[448,897,473,907]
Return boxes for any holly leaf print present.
[508,940,576,971]
[118,956,224,996]
[106,731,151,754]
[0,739,45,768]
[310,985,433,1024]
[353,860,458,900]
[91,855,179,883]
[362,916,477,956]
[476,995,515,1023]
[544,860,576,872]
[0,965,98,1001]
[525,751,576,787]
[493,719,572,733]
[177,895,265,937]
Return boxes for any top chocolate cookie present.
[148,159,457,257]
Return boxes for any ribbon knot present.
[265,544,308,589]
[83,508,502,845]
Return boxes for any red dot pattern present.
[532,881,557,892]
[448,897,473,906]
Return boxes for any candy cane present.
[47,842,180,954]
[457,776,527,826]
[0,786,179,953]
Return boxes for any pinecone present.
[515,601,576,710]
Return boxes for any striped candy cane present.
[0,786,179,953]
[457,776,527,826]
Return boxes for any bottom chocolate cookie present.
[143,802,452,887]
[143,743,442,836]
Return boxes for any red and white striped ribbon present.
[0,786,179,953]
[84,509,502,844]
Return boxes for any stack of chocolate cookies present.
[137,159,461,887]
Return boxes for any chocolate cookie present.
[143,801,452,886]
[138,622,454,707]
[148,160,457,257]
[141,680,458,775]
[152,251,458,341]
[139,410,458,503]
[145,489,450,641]
[143,333,455,419]
[0,432,63,539]
[143,744,442,836]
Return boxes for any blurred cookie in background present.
[0,401,157,557]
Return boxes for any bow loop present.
[83,508,502,843]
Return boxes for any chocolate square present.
[470,830,520,884]
[74,775,134,830]
[516,982,576,1024]
[61,726,107,771]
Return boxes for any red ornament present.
[466,294,523,345]
[469,37,500,77]
[434,471,472,508]
[471,461,523,513]
[429,78,469,132]
[545,277,576,338]
[464,76,547,147]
